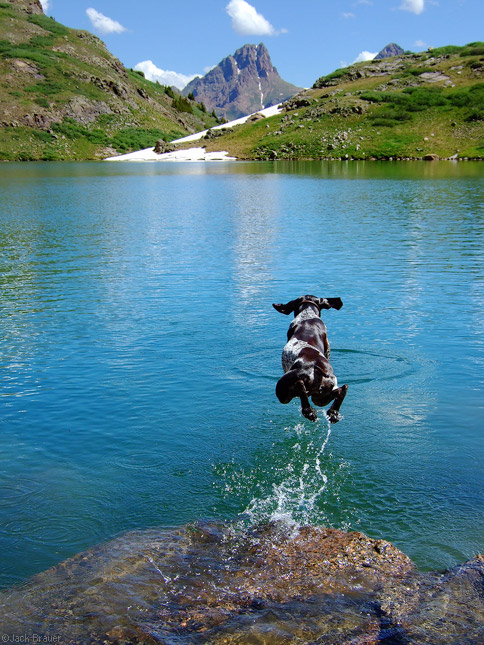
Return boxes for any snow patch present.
[105,104,282,162]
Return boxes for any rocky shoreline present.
[1,521,483,643]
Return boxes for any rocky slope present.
[1,521,483,643]
[195,42,484,161]
[182,43,301,121]
[0,0,218,160]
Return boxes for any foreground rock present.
[1,522,483,643]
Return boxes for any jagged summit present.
[375,43,405,59]
[182,43,301,121]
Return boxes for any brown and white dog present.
[273,295,348,422]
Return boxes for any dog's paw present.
[326,409,342,424]
[302,406,318,422]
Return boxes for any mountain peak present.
[183,43,301,120]
[375,43,405,60]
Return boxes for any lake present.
[0,160,483,590]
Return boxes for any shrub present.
[402,86,447,110]
[404,67,433,76]
[1,43,60,67]
[465,110,484,122]
[172,95,193,114]
[369,109,411,123]
[25,81,63,95]
[450,83,484,110]
[34,96,50,108]
[32,130,55,143]
[460,42,484,57]
[52,119,107,145]
[52,118,89,139]
[368,117,399,127]
[41,148,61,161]
[110,127,169,153]
[362,87,446,111]
[430,45,463,56]
[29,34,56,48]
[313,68,347,88]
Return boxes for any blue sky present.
[40,0,484,89]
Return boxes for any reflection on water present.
[0,161,483,590]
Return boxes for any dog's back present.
[273,295,348,422]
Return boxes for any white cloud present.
[342,12,356,18]
[400,0,425,14]
[226,0,285,36]
[39,0,50,11]
[414,39,427,48]
[134,60,200,90]
[352,50,378,63]
[86,8,126,34]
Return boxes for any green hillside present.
[198,43,484,161]
[0,0,219,160]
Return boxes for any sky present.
[39,0,484,90]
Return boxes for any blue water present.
[1,160,483,588]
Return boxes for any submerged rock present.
[0,522,482,643]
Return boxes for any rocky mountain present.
[375,42,405,59]
[182,43,301,121]
[0,0,218,160]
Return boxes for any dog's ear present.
[318,297,343,310]
[272,300,297,315]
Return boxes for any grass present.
[27,13,69,36]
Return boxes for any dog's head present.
[272,295,343,317]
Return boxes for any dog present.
[273,295,348,423]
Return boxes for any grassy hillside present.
[0,0,219,160]
[197,43,484,161]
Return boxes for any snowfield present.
[105,104,281,162]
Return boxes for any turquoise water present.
[0,160,483,588]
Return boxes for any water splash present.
[241,420,332,529]
[213,416,336,533]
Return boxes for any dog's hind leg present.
[326,384,348,423]
[294,379,318,422]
